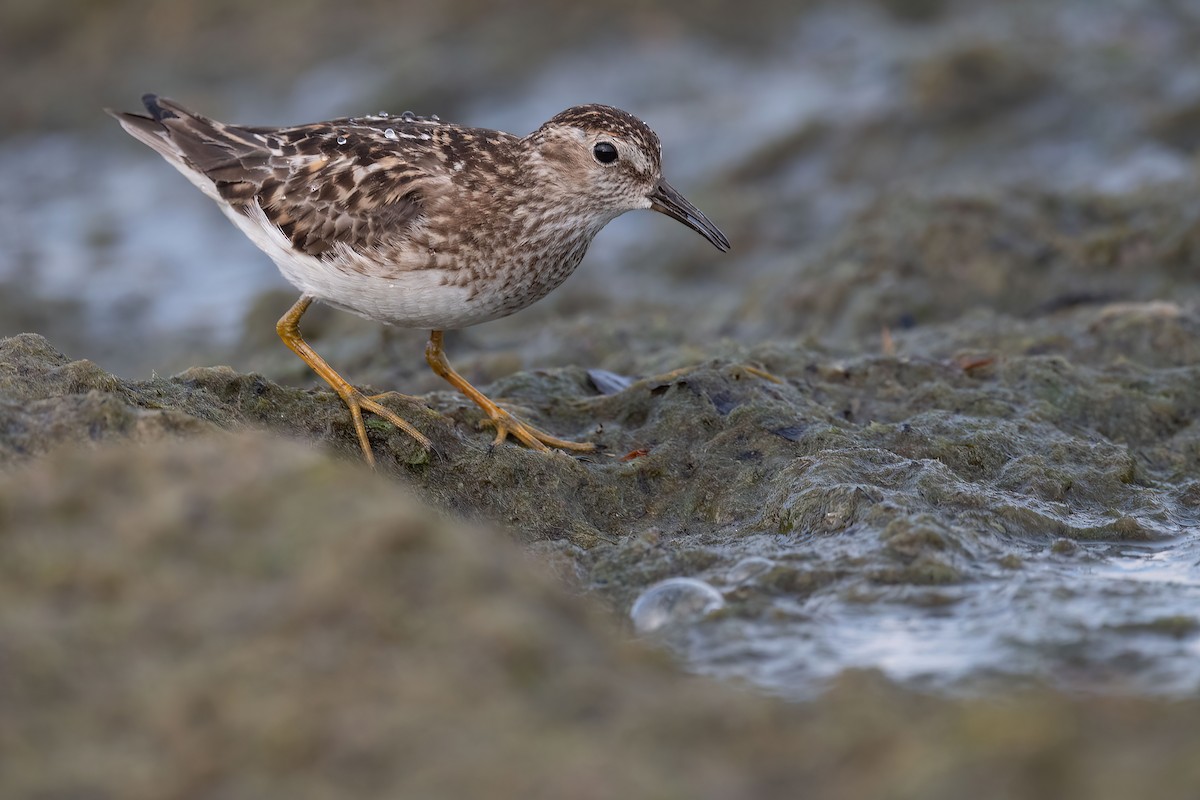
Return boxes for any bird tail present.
[106,94,268,201]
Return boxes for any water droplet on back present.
[335,134,347,145]
[384,128,398,141]
[378,111,389,118]
[401,110,417,122]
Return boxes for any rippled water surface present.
[637,535,1200,698]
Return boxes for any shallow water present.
[642,535,1200,698]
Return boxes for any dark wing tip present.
[141,94,179,121]
[104,94,178,126]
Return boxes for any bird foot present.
[341,388,433,468]
[478,406,595,453]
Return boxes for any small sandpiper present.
[109,95,730,466]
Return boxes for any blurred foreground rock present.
[2,434,1200,799]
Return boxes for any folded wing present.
[108,95,438,259]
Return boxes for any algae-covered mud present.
[4,223,1199,699]
[5,437,1200,799]
[4,0,1200,794]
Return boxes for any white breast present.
[225,203,494,329]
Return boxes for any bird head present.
[526,104,730,251]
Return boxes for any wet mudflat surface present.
[3,0,1200,796]
[5,435,1200,799]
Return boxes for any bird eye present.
[593,141,618,164]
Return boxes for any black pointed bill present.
[649,179,731,252]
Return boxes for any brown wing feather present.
[121,96,446,259]
[235,125,433,258]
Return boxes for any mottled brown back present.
[112,97,455,257]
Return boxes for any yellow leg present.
[277,295,432,467]
[424,330,594,453]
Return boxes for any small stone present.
[630,577,725,634]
